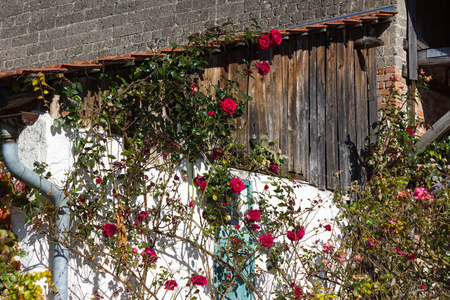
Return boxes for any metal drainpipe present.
[1,118,69,300]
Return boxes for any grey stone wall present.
[0,0,397,72]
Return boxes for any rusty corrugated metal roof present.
[0,10,397,82]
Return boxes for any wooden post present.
[408,0,418,80]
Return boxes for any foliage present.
[334,77,450,299]
[0,163,51,299]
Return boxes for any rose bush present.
[15,22,448,300]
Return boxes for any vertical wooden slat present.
[299,36,310,181]
[247,46,259,147]
[271,48,282,149]
[263,49,273,141]
[368,47,378,145]
[337,29,349,190]
[228,47,250,146]
[309,34,318,187]
[325,29,338,190]
[346,29,357,184]
[293,37,303,174]
[354,26,368,182]
[316,32,326,190]
[287,38,297,171]
[279,40,290,172]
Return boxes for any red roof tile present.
[0,10,397,82]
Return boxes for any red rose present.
[269,161,279,172]
[96,177,102,183]
[324,224,332,231]
[407,253,416,260]
[102,223,117,237]
[264,184,269,190]
[244,68,252,75]
[221,98,237,114]
[230,178,245,194]
[287,226,305,241]
[142,248,158,264]
[258,34,271,50]
[134,211,150,225]
[270,29,282,46]
[211,148,225,161]
[164,280,178,290]
[406,127,416,136]
[194,176,207,191]
[260,233,274,247]
[190,275,207,286]
[208,111,214,117]
[256,61,270,76]
[250,224,260,230]
[245,209,261,222]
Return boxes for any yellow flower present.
[213,195,218,201]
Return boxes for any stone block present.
[12,33,38,47]
[55,12,85,27]
[85,5,116,21]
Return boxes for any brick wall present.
[0,0,397,72]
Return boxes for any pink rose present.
[230,178,245,194]
[221,98,237,114]
[250,224,260,230]
[270,29,282,46]
[287,226,305,241]
[132,248,138,253]
[245,209,261,222]
[322,241,335,254]
[235,224,240,230]
[257,34,271,50]
[269,161,279,172]
[142,248,158,264]
[164,280,178,290]
[324,224,332,231]
[194,176,207,191]
[190,275,207,286]
[96,177,102,183]
[256,61,270,76]
[174,175,180,180]
[191,83,198,94]
[294,286,303,298]
[102,223,117,237]
[260,233,274,247]
[226,273,231,278]
[208,111,215,117]
[189,201,194,206]
[366,237,378,248]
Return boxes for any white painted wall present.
[12,112,338,300]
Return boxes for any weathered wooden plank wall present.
[200,27,377,190]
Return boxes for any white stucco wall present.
[11,112,338,300]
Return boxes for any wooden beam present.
[418,48,450,67]
[407,0,418,80]
[416,110,450,151]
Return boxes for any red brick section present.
[376,65,407,108]
[0,11,397,83]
